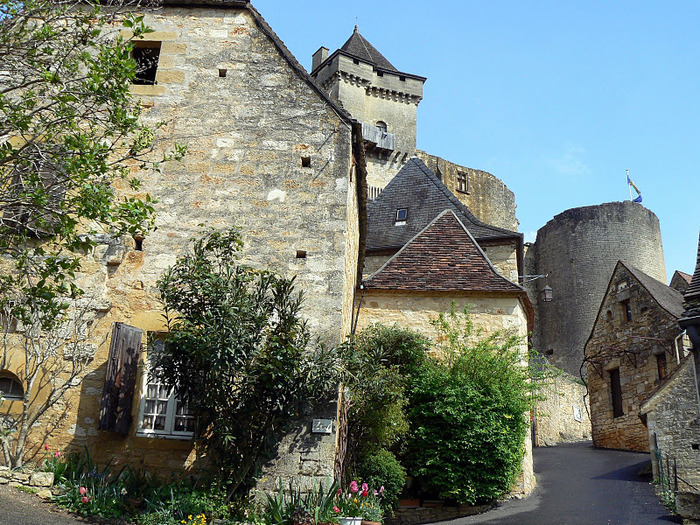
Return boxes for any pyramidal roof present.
[339,26,398,72]
[367,157,520,251]
[365,210,525,293]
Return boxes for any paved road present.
[0,484,90,525]
[440,441,680,525]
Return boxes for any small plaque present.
[573,405,583,422]
[312,419,333,434]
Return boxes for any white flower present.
[120,488,127,495]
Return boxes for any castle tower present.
[311,27,426,189]
[529,201,666,376]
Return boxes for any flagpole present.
[626,169,632,201]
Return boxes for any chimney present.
[312,47,328,74]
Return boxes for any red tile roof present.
[365,210,524,293]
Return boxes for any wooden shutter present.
[99,323,143,434]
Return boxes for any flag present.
[627,172,642,203]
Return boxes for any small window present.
[610,368,623,418]
[136,337,194,438]
[353,58,359,65]
[376,71,384,77]
[376,121,388,133]
[296,250,307,259]
[301,156,311,168]
[605,310,613,321]
[457,172,469,193]
[132,41,162,85]
[0,372,23,401]
[218,69,227,78]
[399,75,406,81]
[621,299,632,323]
[657,353,667,380]
[396,208,407,222]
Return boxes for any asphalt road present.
[0,484,89,525]
[440,441,680,525]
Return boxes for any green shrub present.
[404,308,530,504]
[356,449,405,513]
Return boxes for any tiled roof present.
[339,27,398,72]
[676,271,693,285]
[623,262,685,318]
[366,158,520,251]
[365,210,525,293]
[684,233,700,313]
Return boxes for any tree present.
[0,0,183,467]
[404,307,531,504]
[153,229,338,499]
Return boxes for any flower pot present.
[339,518,362,525]
[361,521,381,525]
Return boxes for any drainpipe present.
[674,331,686,364]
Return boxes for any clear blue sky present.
[254,0,700,283]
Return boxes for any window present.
[132,41,161,85]
[457,171,469,193]
[376,121,388,133]
[657,353,667,380]
[136,337,194,438]
[621,300,632,323]
[395,208,407,225]
[610,368,623,418]
[0,372,23,401]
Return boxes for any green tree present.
[0,0,183,467]
[153,229,338,500]
[405,307,531,504]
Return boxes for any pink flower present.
[54,451,61,458]
[336,488,342,496]
[361,483,368,492]
[333,506,340,513]
[44,444,50,451]
[79,486,87,496]
[349,480,358,493]
[81,496,89,504]
[379,485,385,495]
[373,490,378,496]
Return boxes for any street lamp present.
[520,274,553,303]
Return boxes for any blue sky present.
[254,0,700,282]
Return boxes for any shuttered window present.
[610,368,623,418]
[98,323,143,434]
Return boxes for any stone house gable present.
[584,261,685,452]
[670,270,692,294]
[2,0,365,483]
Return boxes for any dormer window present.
[376,121,388,133]
[395,208,407,225]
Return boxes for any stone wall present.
[1,4,357,484]
[385,503,493,525]
[416,151,519,231]
[642,357,700,493]
[585,265,681,452]
[533,371,591,446]
[533,201,666,376]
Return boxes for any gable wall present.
[5,6,357,479]
[585,266,682,452]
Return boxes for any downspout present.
[674,331,685,364]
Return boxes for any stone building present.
[355,209,536,496]
[670,270,693,294]
[529,201,667,377]
[1,0,362,485]
[584,260,684,452]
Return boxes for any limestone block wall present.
[585,266,681,452]
[3,4,358,482]
[533,202,666,376]
[355,291,535,496]
[643,358,700,492]
[533,372,591,446]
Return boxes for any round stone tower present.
[530,201,666,376]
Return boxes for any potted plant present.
[335,481,384,525]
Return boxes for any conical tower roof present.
[339,26,398,72]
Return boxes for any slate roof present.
[684,233,700,313]
[339,26,398,72]
[365,210,525,294]
[367,157,521,251]
[623,261,685,318]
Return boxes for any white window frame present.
[135,339,194,440]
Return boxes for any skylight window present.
[395,208,407,225]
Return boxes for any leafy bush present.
[404,308,530,504]
[261,480,340,525]
[356,449,405,513]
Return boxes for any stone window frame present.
[135,335,194,440]
[620,299,633,323]
[456,171,469,194]
[0,371,24,401]
[131,40,162,86]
